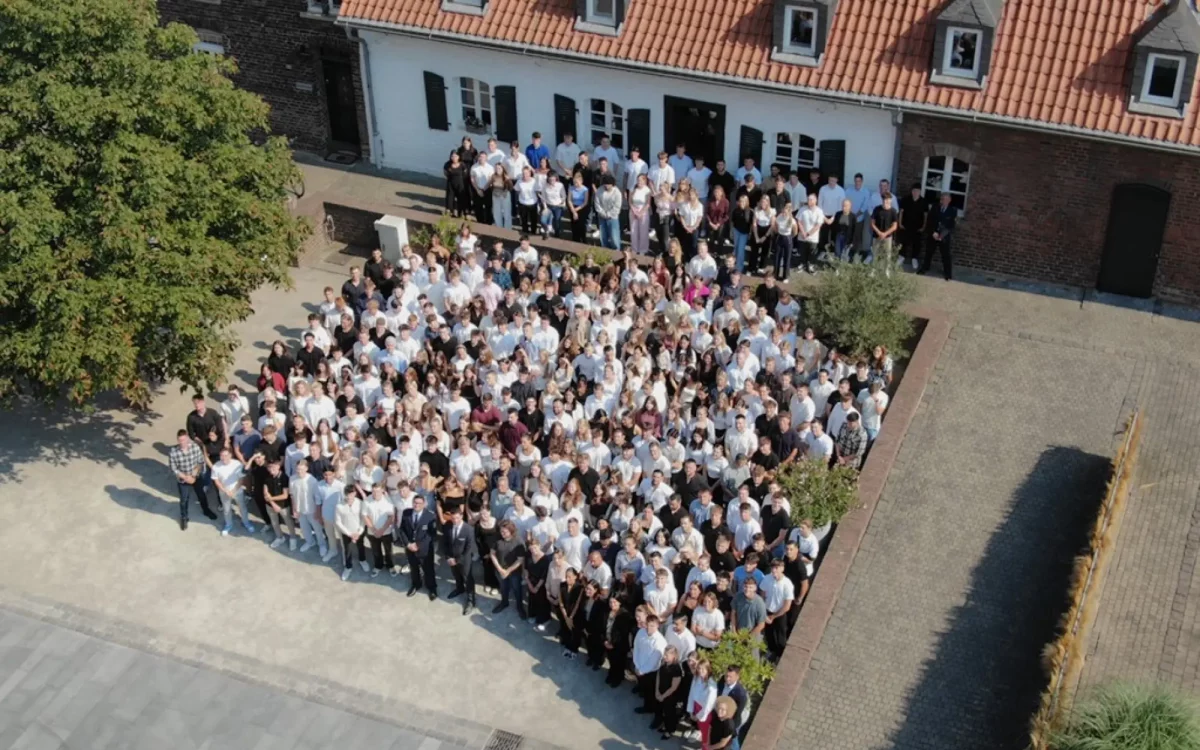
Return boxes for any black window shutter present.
[554,95,577,146]
[818,140,846,183]
[739,125,764,168]
[615,0,626,26]
[575,0,588,20]
[627,108,651,157]
[423,71,449,131]
[494,85,518,144]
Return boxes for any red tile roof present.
[338,0,1200,149]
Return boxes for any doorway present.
[663,96,726,166]
[322,59,361,152]
[1097,183,1170,298]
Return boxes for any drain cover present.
[483,730,523,750]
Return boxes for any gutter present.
[337,15,1200,159]
[344,25,383,165]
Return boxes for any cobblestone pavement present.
[0,608,475,750]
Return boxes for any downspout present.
[346,26,382,166]
[890,110,904,185]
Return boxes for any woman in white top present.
[455,223,478,258]
[353,452,384,495]
[539,172,566,237]
[629,173,653,255]
[676,186,705,259]
[691,591,726,649]
[750,195,776,275]
[334,491,366,580]
[516,165,541,235]
[771,200,798,281]
[654,182,675,255]
[685,657,719,743]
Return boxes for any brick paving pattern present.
[782,328,1140,750]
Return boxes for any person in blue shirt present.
[524,132,551,175]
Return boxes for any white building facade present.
[351,30,900,187]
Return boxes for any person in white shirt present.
[667,614,698,663]
[761,558,796,659]
[817,175,846,256]
[316,468,344,564]
[789,383,816,428]
[362,484,397,578]
[289,460,328,557]
[623,147,649,195]
[210,447,253,536]
[582,548,614,595]
[667,144,694,186]
[687,240,719,281]
[785,172,807,212]
[686,156,712,200]
[857,380,890,440]
[632,616,668,709]
[732,503,762,557]
[804,420,834,463]
[735,156,762,186]
[827,391,858,440]
[648,151,675,194]
[334,486,366,580]
[724,414,757,462]
[691,591,726,649]
[555,517,588,570]
[798,192,825,274]
[469,151,494,224]
[483,137,505,167]
[644,568,679,620]
[554,133,581,177]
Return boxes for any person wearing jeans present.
[797,193,825,274]
[540,172,565,237]
[289,460,327,558]
[317,468,345,564]
[730,194,753,272]
[210,447,254,536]
[833,198,859,261]
[595,176,623,251]
[168,430,216,531]
[771,201,797,281]
[262,459,296,550]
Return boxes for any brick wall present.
[898,114,1200,303]
[156,0,370,159]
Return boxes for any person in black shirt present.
[802,167,822,204]
[601,595,634,687]
[847,362,871,397]
[702,506,732,556]
[673,461,708,505]
[710,535,738,576]
[658,495,689,535]
[510,368,537,406]
[420,435,450,480]
[651,646,686,739]
[710,160,737,206]
[898,183,930,271]
[520,396,545,436]
[491,521,527,616]
[750,438,780,474]
[734,175,762,212]
[775,414,802,463]
[753,401,781,446]
[526,544,552,628]
[364,247,386,287]
[296,334,325,376]
[870,194,899,265]
[340,267,365,315]
[753,273,780,317]
[376,264,398,300]
[782,539,810,632]
[708,696,738,750]
[567,453,601,499]
[766,176,789,215]
[185,395,224,447]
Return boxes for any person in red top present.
[705,185,731,248]
[470,392,504,434]
[497,407,529,456]
[636,398,663,439]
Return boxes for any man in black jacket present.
[397,495,439,600]
[444,508,478,615]
[600,595,634,686]
[920,192,959,280]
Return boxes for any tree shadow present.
[884,446,1111,750]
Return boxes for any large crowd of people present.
[167,134,901,749]
[441,130,959,282]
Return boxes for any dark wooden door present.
[323,59,361,149]
[663,96,726,165]
[1097,183,1169,298]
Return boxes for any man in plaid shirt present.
[169,429,217,530]
[834,412,869,470]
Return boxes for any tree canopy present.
[0,0,310,406]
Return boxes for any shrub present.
[706,630,777,698]
[776,460,860,529]
[410,212,462,251]
[807,258,919,359]
[1050,684,1200,750]
[565,247,621,269]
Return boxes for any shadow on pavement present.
[884,446,1111,750]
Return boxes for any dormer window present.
[944,27,980,78]
[770,0,838,67]
[1142,53,1186,107]
[575,0,626,35]
[783,7,817,56]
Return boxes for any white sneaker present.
[370,569,380,578]
[321,549,336,563]
[535,623,547,632]
[288,538,298,552]
[360,560,370,573]
[221,525,231,537]
[401,565,410,574]
[270,536,285,549]
[341,567,352,581]
[299,541,315,553]
[912,257,920,269]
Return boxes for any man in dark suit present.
[398,494,439,600]
[717,665,750,745]
[919,192,959,281]
[444,507,477,615]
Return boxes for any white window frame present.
[590,99,626,150]
[1142,53,1186,107]
[782,6,818,57]
[589,0,615,20]
[459,77,492,128]
[773,132,818,173]
[922,156,971,214]
[943,26,981,79]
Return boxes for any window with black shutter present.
[738,126,763,170]
[554,95,577,147]
[423,71,449,131]
[494,86,518,144]
[817,139,845,183]
[627,108,650,158]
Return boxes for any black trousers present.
[901,227,922,261]
[447,186,470,217]
[675,224,699,260]
[765,613,789,659]
[530,586,551,623]
[558,612,580,651]
[341,533,366,569]
[606,643,628,685]
[921,235,953,279]
[638,673,658,711]
[655,693,683,733]
[472,190,491,224]
[451,557,476,601]
[369,534,394,570]
[749,234,769,271]
[518,203,538,235]
[407,549,437,592]
[818,222,832,251]
[570,211,588,243]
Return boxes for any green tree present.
[807,258,918,358]
[0,0,309,406]
[706,630,777,698]
[776,460,860,529]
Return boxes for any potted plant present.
[706,630,777,698]
[776,460,859,541]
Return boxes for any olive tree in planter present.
[776,460,860,541]
[706,630,777,698]
[410,212,462,251]
[807,258,919,359]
